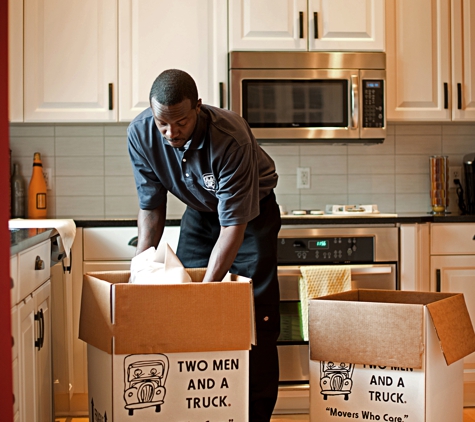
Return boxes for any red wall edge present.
[1,0,14,420]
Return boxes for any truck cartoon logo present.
[320,361,355,401]
[123,354,169,416]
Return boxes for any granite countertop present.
[71,213,475,228]
[11,213,475,256]
[10,227,57,255]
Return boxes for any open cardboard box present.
[79,269,255,422]
[308,289,475,422]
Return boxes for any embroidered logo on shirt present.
[202,173,217,191]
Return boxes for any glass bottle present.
[28,152,48,219]
[11,163,26,218]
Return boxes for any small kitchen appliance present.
[229,51,386,144]
[464,152,475,214]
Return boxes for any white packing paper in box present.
[129,242,191,284]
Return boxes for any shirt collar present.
[188,109,208,150]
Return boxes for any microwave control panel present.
[362,80,384,128]
[277,236,374,264]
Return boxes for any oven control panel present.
[277,236,374,264]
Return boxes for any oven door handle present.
[278,265,392,276]
[350,266,392,275]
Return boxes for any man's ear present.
[196,98,202,113]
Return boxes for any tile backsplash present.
[9,122,475,219]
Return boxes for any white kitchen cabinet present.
[429,223,475,406]
[386,0,475,121]
[14,0,227,123]
[399,223,430,291]
[8,0,23,122]
[23,0,118,122]
[118,0,228,120]
[13,239,52,422]
[229,0,385,52]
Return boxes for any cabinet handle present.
[444,83,448,109]
[35,255,44,270]
[436,268,441,292]
[40,309,45,349]
[314,12,319,39]
[299,11,304,38]
[109,83,113,110]
[62,250,73,274]
[457,83,462,109]
[128,236,138,247]
[219,82,224,108]
[34,309,44,350]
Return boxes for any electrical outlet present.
[449,166,462,189]
[43,167,53,190]
[297,167,310,189]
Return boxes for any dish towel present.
[299,265,352,341]
[9,218,76,257]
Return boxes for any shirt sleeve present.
[127,124,167,210]
[216,142,260,226]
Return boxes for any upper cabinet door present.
[119,0,228,121]
[308,0,385,51]
[229,0,308,51]
[8,0,23,122]
[229,0,384,52]
[23,0,118,122]
[386,0,451,121]
[452,0,475,120]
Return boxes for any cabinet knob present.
[35,255,45,270]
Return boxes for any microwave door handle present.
[350,75,359,129]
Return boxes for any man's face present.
[151,97,201,149]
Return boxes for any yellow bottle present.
[28,152,47,219]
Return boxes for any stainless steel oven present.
[274,225,399,414]
[229,51,386,144]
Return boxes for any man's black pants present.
[176,191,281,422]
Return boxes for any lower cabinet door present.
[18,280,52,422]
[18,295,37,422]
[431,255,475,406]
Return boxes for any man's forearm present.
[203,223,247,282]
[136,202,167,255]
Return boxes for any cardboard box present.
[79,270,255,422]
[308,289,475,422]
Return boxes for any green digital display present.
[309,239,329,250]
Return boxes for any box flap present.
[80,271,254,355]
[309,290,425,368]
[427,293,475,365]
[79,272,118,353]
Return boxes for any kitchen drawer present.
[18,239,51,302]
[11,254,18,307]
[431,223,475,255]
[83,226,180,260]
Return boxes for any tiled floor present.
[55,409,475,422]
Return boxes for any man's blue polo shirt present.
[127,104,278,226]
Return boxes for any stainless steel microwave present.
[229,51,386,144]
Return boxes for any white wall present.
[9,122,475,218]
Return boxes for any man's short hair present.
[149,69,198,107]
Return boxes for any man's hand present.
[203,223,247,282]
[135,201,167,255]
